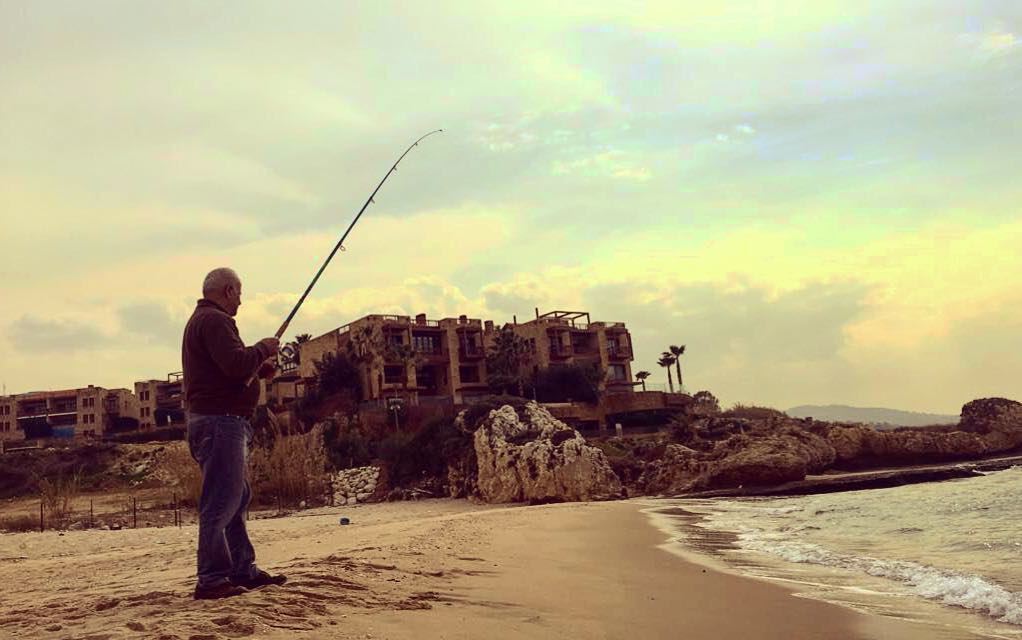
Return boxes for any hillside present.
[786,404,958,427]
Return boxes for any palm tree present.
[635,370,651,391]
[668,344,686,392]
[295,333,312,344]
[657,355,676,393]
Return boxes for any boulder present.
[470,402,622,503]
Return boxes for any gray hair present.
[202,267,240,296]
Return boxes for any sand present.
[0,498,974,639]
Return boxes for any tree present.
[531,363,602,404]
[384,342,425,397]
[485,327,530,396]
[668,344,686,391]
[657,354,676,393]
[295,333,312,343]
[634,370,651,391]
[314,351,360,397]
[345,326,385,398]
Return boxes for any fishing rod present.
[253,129,444,380]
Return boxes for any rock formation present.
[641,398,1022,495]
[468,402,623,503]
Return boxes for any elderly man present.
[182,267,286,600]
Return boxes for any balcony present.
[549,343,573,359]
[458,344,485,360]
[607,344,633,359]
[415,345,448,361]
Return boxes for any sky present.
[1,1,1020,413]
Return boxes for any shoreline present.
[0,498,976,639]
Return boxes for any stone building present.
[133,372,185,430]
[291,309,637,410]
[0,385,140,440]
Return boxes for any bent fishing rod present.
[252,129,444,380]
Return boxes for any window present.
[413,335,438,353]
[383,366,404,384]
[608,364,627,381]
[459,365,480,383]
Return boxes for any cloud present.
[117,302,184,346]
[959,28,1020,59]
[7,316,115,352]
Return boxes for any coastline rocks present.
[823,398,1022,467]
[643,425,836,494]
[329,465,381,506]
[471,402,623,503]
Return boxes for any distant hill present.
[785,405,958,427]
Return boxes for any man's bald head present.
[202,267,243,316]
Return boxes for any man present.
[182,267,286,600]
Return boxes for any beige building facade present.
[0,385,140,440]
[295,309,635,407]
[133,372,185,429]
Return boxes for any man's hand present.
[257,361,277,380]
[257,337,280,356]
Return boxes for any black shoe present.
[193,582,247,600]
[230,570,287,589]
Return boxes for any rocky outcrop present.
[643,422,836,494]
[823,398,1022,467]
[469,402,623,503]
[329,465,382,505]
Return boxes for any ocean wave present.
[738,534,1022,625]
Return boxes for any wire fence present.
[0,492,194,534]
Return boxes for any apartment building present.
[0,386,140,440]
[296,309,635,406]
[133,372,185,430]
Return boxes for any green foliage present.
[691,390,721,414]
[722,404,788,420]
[377,418,474,487]
[460,396,531,430]
[485,327,530,395]
[314,351,361,396]
[322,417,373,470]
[531,363,602,404]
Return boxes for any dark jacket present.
[181,299,272,417]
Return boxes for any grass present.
[0,514,39,533]
[250,425,328,508]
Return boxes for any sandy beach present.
[0,498,971,640]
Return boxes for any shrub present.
[531,363,601,404]
[314,352,361,397]
[39,471,81,530]
[322,416,373,470]
[161,445,203,506]
[460,395,531,431]
[377,418,474,488]
[0,514,39,533]
[250,426,328,508]
[721,404,788,420]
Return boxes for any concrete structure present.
[0,385,140,440]
[289,309,657,429]
[133,372,185,430]
[298,313,493,406]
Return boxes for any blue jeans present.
[187,414,260,588]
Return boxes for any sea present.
[648,466,1022,639]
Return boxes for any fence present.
[0,492,193,534]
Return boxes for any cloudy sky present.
[1,1,1019,413]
